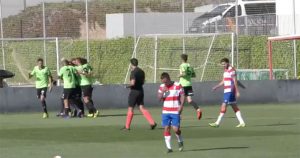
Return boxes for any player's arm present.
[28,69,35,79]
[178,91,185,114]
[233,75,240,97]
[178,65,186,78]
[126,72,136,88]
[158,86,167,101]
[212,80,224,91]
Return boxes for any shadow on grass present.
[184,146,249,152]
[252,123,297,127]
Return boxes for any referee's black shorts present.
[128,89,144,107]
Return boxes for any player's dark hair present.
[37,58,43,62]
[62,59,70,66]
[220,58,230,63]
[161,72,170,80]
[130,58,138,66]
[181,54,188,62]
[80,58,88,65]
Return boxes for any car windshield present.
[199,5,231,18]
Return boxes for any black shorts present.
[128,89,144,107]
[37,87,47,98]
[81,85,93,97]
[73,86,82,99]
[183,86,194,96]
[63,88,75,99]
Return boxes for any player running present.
[75,57,99,118]
[179,54,203,120]
[122,58,157,130]
[158,72,184,153]
[209,58,246,128]
[29,58,53,118]
[58,59,77,118]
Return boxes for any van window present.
[224,5,242,17]
[245,3,275,15]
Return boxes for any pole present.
[268,40,273,80]
[42,1,47,65]
[231,32,234,65]
[55,37,60,86]
[0,0,5,70]
[23,0,26,10]
[85,0,90,61]
[133,0,137,49]
[154,35,158,83]
[182,0,185,54]
[292,0,297,78]
[235,0,239,67]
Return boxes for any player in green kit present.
[76,57,99,118]
[58,59,77,118]
[29,58,53,118]
[179,54,203,120]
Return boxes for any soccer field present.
[0,103,299,158]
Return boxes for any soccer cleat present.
[150,123,157,130]
[87,113,94,118]
[120,126,130,131]
[42,113,49,119]
[236,123,246,128]
[197,110,202,120]
[166,149,173,153]
[178,142,184,152]
[209,122,219,127]
[93,110,100,118]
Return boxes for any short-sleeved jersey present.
[179,63,192,87]
[58,65,77,89]
[76,64,93,86]
[158,82,184,114]
[223,66,236,93]
[30,66,51,89]
[130,67,145,90]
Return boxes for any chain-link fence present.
[0,0,299,85]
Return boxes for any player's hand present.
[236,91,240,98]
[212,86,218,91]
[161,86,168,93]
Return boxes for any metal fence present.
[0,0,298,85]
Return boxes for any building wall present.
[0,80,300,113]
[106,12,202,39]
[276,0,300,35]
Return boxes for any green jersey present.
[179,63,192,87]
[76,64,93,86]
[58,65,77,88]
[30,66,51,89]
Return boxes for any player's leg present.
[171,114,183,152]
[63,89,72,118]
[56,94,64,117]
[82,86,98,118]
[138,91,157,129]
[40,88,48,118]
[184,86,202,120]
[162,114,172,153]
[209,103,227,127]
[231,104,245,127]
[123,90,136,130]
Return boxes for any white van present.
[188,0,276,34]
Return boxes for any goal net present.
[124,33,235,83]
[0,37,73,85]
[268,35,300,80]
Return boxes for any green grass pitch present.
[0,103,299,158]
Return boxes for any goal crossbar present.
[268,35,300,79]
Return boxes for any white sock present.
[175,134,183,143]
[235,111,245,124]
[164,136,172,149]
[215,113,225,125]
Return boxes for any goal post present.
[124,33,235,83]
[268,35,300,80]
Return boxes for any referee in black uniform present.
[122,58,157,130]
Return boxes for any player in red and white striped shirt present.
[158,72,185,153]
[209,58,245,128]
